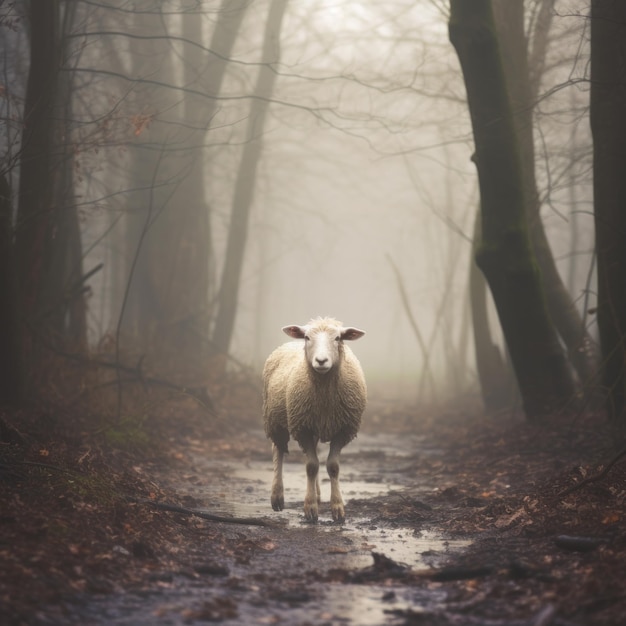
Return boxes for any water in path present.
[68,431,470,625]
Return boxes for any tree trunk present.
[0,175,23,406]
[46,3,87,351]
[120,1,249,381]
[449,0,575,418]
[494,0,599,390]
[469,209,515,412]
[121,4,176,355]
[211,0,289,359]
[199,0,251,315]
[15,0,60,382]
[590,1,626,424]
[125,7,213,381]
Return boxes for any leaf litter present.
[1,388,626,625]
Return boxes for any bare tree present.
[449,0,575,418]
[211,0,290,361]
[494,0,598,390]
[15,0,86,388]
[100,0,251,380]
[469,211,516,412]
[590,0,626,425]
[0,174,23,406]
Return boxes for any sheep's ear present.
[341,327,365,341]
[283,325,306,339]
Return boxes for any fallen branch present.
[558,446,626,497]
[27,327,216,414]
[413,565,495,582]
[410,560,554,583]
[91,356,215,414]
[18,461,76,474]
[135,499,282,527]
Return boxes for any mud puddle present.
[70,431,470,625]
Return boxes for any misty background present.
[2,0,595,406]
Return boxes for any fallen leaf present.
[495,507,527,529]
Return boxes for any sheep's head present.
[282,317,365,374]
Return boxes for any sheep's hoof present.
[331,504,345,524]
[271,493,284,511]
[304,501,318,522]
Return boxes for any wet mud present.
[68,431,470,625]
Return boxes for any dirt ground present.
[1,377,626,625]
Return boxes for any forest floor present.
[1,373,626,625]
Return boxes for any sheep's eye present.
[335,336,341,342]
[304,336,310,341]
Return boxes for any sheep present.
[263,317,367,523]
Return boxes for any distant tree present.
[118,1,218,382]
[120,2,178,359]
[449,0,575,418]
[117,0,249,380]
[590,1,626,425]
[211,0,289,362]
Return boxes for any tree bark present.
[0,175,23,406]
[493,0,599,391]
[449,0,575,418]
[15,0,64,383]
[211,0,289,359]
[46,2,87,351]
[590,1,626,424]
[469,210,515,412]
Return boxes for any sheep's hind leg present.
[327,440,345,523]
[301,437,320,522]
[270,443,285,511]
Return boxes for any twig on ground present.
[17,461,77,475]
[558,446,626,497]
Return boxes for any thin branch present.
[135,499,282,527]
[386,254,437,403]
[559,447,626,497]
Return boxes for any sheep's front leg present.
[327,440,345,523]
[300,436,320,522]
[270,443,284,511]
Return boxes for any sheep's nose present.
[316,357,328,366]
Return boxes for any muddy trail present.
[4,403,626,626]
[70,429,469,625]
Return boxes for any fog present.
[62,0,595,405]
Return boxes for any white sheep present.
[263,317,367,522]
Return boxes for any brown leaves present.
[130,113,153,136]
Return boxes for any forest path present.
[71,428,471,625]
